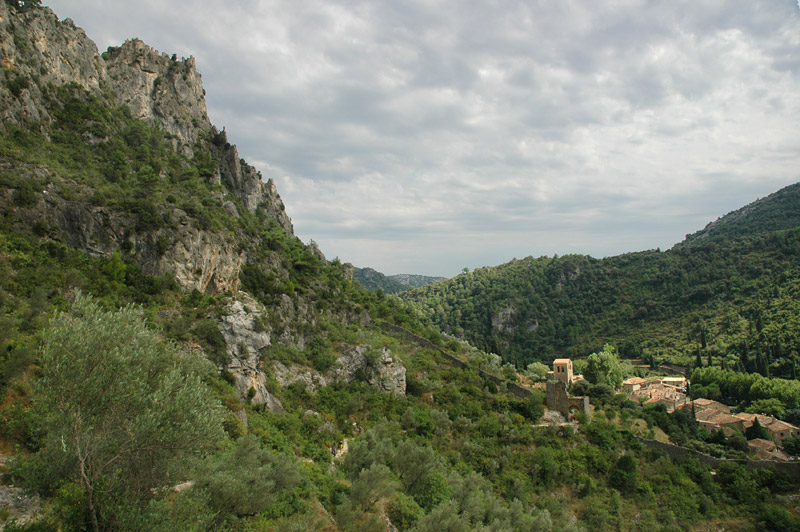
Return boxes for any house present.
[698,411,745,435]
[623,377,647,392]
[748,438,777,453]
[764,419,799,446]
[635,383,688,413]
[731,413,798,445]
[747,438,790,461]
[660,376,686,389]
[552,358,573,385]
[689,398,730,414]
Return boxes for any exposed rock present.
[342,262,355,281]
[41,189,245,294]
[0,3,106,130]
[0,485,41,527]
[272,345,406,397]
[210,128,294,234]
[273,361,328,393]
[45,193,135,257]
[491,304,516,333]
[143,222,244,294]
[1,5,298,295]
[216,292,283,411]
[332,346,406,396]
[233,407,248,428]
[104,39,211,156]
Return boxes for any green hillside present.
[404,184,800,373]
[1,4,799,532]
[354,267,446,294]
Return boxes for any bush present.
[193,434,301,523]
[28,294,226,531]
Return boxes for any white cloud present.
[45,0,800,276]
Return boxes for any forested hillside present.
[1,3,799,532]
[404,184,800,372]
[354,267,445,294]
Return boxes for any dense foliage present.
[353,268,445,295]
[16,296,225,532]
[404,192,800,372]
[1,9,799,530]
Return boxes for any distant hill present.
[2,5,799,531]
[354,267,446,293]
[404,183,800,373]
[680,183,800,246]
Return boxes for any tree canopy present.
[584,344,624,389]
[30,294,225,532]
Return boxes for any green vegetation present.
[404,189,800,375]
[584,344,624,388]
[691,366,800,423]
[13,295,225,532]
[353,268,445,295]
[1,8,799,530]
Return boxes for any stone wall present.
[638,437,800,479]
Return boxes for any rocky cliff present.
[0,3,105,126]
[1,3,293,292]
[0,3,406,406]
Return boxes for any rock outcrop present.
[0,3,106,128]
[273,345,406,397]
[216,292,283,411]
[210,128,294,235]
[104,39,211,156]
[1,5,401,410]
[1,4,295,292]
[218,291,405,403]
[333,345,407,396]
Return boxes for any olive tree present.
[584,344,624,389]
[33,294,225,532]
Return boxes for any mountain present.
[354,267,446,294]
[680,183,800,246]
[1,4,798,532]
[404,183,800,372]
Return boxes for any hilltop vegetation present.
[354,267,445,294]
[0,4,799,532]
[404,186,800,374]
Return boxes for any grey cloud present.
[44,0,800,276]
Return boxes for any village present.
[541,358,800,461]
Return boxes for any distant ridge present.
[679,182,800,247]
[404,181,800,368]
[354,267,445,294]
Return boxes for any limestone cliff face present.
[210,128,294,235]
[104,39,211,157]
[2,4,294,292]
[218,292,405,404]
[217,293,284,411]
[0,3,105,128]
[271,346,407,397]
[1,5,383,406]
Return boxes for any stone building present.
[553,358,574,385]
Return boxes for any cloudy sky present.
[45,1,800,276]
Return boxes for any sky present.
[44,1,800,277]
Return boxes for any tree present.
[350,463,400,512]
[745,419,772,441]
[526,361,550,382]
[584,344,623,389]
[193,434,301,523]
[32,294,225,532]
